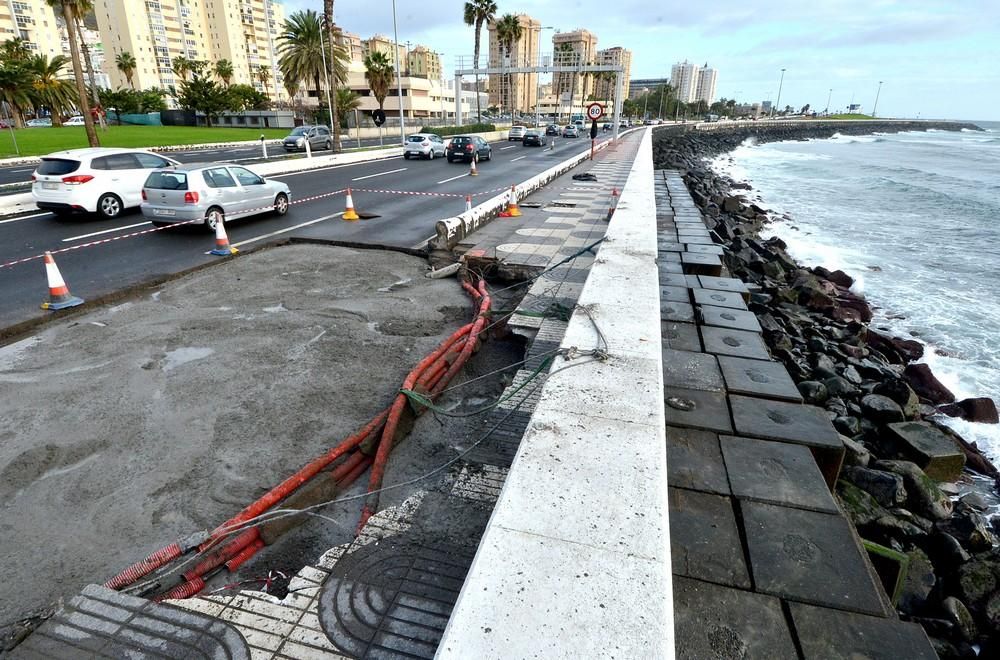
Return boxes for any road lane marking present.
[510,156,527,162]
[207,212,345,253]
[437,172,469,184]
[500,145,517,150]
[351,167,407,182]
[267,156,399,178]
[10,167,33,172]
[63,221,151,242]
[0,211,52,224]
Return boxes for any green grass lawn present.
[0,125,292,158]
[823,114,875,120]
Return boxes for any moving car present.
[522,129,543,147]
[545,124,560,136]
[64,116,86,126]
[446,135,492,163]
[562,125,580,138]
[508,125,527,141]
[26,118,52,128]
[32,148,180,219]
[403,133,446,160]
[282,125,332,152]
[141,164,290,231]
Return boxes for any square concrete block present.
[677,230,711,240]
[664,386,733,434]
[721,436,839,513]
[682,235,720,246]
[701,326,771,360]
[667,428,729,494]
[657,241,684,253]
[661,301,695,323]
[659,260,684,274]
[742,501,889,617]
[789,602,937,659]
[660,285,691,303]
[692,288,749,311]
[669,488,750,587]
[699,275,750,301]
[681,252,723,276]
[684,244,725,256]
[886,421,966,482]
[658,271,690,288]
[673,577,798,660]
[661,321,702,352]
[659,251,682,263]
[662,347,724,392]
[699,305,762,332]
[729,395,845,488]
[718,355,802,402]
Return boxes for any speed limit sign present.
[586,103,604,121]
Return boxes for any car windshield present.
[406,135,426,142]
[36,158,80,175]
[289,127,309,136]
[144,171,188,190]
[451,137,470,144]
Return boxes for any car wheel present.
[97,193,123,219]
[447,156,454,163]
[274,192,289,216]
[486,149,493,161]
[150,220,172,228]
[403,153,410,160]
[204,207,224,232]
[427,149,434,160]
[325,140,332,150]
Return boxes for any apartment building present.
[407,45,441,81]
[337,30,363,64]
[695,63,717,104]
[552,29,598,106]
[595,46,631,101]
[486,13,540,113]
[92,0,287,100]
[671,60,718,104]
[0,0,65,59]
[362,34,406,71]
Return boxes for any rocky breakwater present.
[653,122,1000,659]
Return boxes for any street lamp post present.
[317,20,336,139]
[872,80,884,118]
[391,0,405,144]
[825,88,832,115]
[772,68,786,118]
[534,26,555,127]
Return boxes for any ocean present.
[712,120,1000,471]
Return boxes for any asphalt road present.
[0,133,615,330]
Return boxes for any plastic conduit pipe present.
[104,542,182,590]
[153,576,206,602]
[224,538,266,572]
[183,528,260,583]
[432,282,491,398]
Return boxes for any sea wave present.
[828,133,884,144]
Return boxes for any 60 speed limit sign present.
[586,103,604,120]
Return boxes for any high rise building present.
[486,14,540,113]
[670,60,698,103]
[695,63,717,104]
[338,30,364,64]
[408,46,441,81]
[0,1,66,59]
[92,0,287,100]
[552,29,598,109]
[362,34,407,72]
[595,46,632,102]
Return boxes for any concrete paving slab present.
[742,501,889,617]
[669,488,750,588]
[680,252,723,276]
[701,326,772,360]
[692,288,749,311]
[664,386,733,433]
[718,355,803,402]
[699,305,763,332]
[673,576,798,660]
[683,244,725,255]
[659,271,694,287]
[666,428,730,495]
[660,285,692,303]
[698,275,751,300]
[662,347,724,392]
[789,601,937,659]
[721,436,839,513]
[662,300,696,323]
[661,321,702,352]
[885,421,966,481]
[658,251,682,262]
[657,241,685,252]
[682,236,721,247]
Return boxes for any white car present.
[64,116,86,126]
[508,126,527,141]
[402,133,446,160]
[32,148,181,219]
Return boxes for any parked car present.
[32,148,180,219]
[403,133,446,160]
[141,164,290,231]
[562,125,580,138]
[522,130,543,147]
[573,120,585,132]
[64,116,86,126]
[508,125,527,141]
[545,124,560,136]
[26,118,52,128]
[446,135,493,163]
[282,125,332,152]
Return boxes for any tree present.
[226,84,269,111]
[172,56,193,82]
[0,63,33,128]
[176,73,229,126]
[799,103,811,115]
[115,51,137,89]
[335,87,361,129]
[29,55,78,127]
[278,10,348,134]
[98,87,134,124]
[256,65,271,96]
[463,0,497,121]
[495,13,522,121]
[48,0,98,145]
[363,51,393,112]
[72,0,106,130]
[214,59,234,87]
[321,2,341,150]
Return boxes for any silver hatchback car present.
[141,164,291,231]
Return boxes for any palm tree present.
[256,65,271,95]
[278,10,347,132]
[172,56,193,82]
[29,55,78,127]
[115,51,137,89]
[48,0,98,145]
[0,64,32,128]
[335,87,361,129]
[495,14,522,121]
[463,0,497,121]
[363,51,393,113]
[321,2,340,150]
[214,59,234,87]
[71,0,105,130]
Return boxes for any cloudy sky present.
[284,0,999,121]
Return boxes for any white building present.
[670,60,718,104]
[695,63,717,104]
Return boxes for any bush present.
[417,123,496,136]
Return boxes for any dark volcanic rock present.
[904,363,956,404]
[825,376,860,398]
[873,378,921,420]
[833,415,862,437]
[941,597,977,642]
[874,460,953,521]
[841,436,871,466]
[898,548,936,615]
[939,397,999,424]
[936,503,998,552]
[861,394,906,425]
[955,560,997,608]
[842,466,906,507]
[797,380,828,405]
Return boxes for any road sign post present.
[587,103,604,159]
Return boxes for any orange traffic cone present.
[40,251,83,310]
[465,195,472,213]
[210,217,238,255]
[469,157,478,177]
[504,185,522,217]
[343,188,360,221]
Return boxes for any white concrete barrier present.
[437,128,673,658]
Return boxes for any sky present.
[283,0,1000,121]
